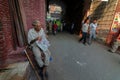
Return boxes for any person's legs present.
[61,25,63,32]
[93,31,96,40]
[32,46,45,80]
[40,66,48,80]
[45,71,48,80]
[79,32,85,42]
[32,46,44,67]
[54,28,57,35]
[40,49,50,80]
[44,49,51,67]
[83,33,87,44]
[38,67,44,80]
[89,31,93,44]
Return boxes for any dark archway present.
[46,0,91,34]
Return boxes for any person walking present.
[53,22,58,35]
[70,22,75,34]
[88,19,98,45]
[79,19,90,45]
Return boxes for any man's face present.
[34,22,41,31]
[93,20,97,23]
[86,20,89,24]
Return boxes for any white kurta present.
[28,28,51,67]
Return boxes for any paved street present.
[48,32,120,80]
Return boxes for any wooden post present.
[24,47,41,80]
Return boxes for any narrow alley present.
[1,0,120,80]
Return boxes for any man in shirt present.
[88,19,98,45]
[28,20,51,80]
[79,19,90,45]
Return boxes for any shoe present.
[108,49,114,53]
[83,43,87,46]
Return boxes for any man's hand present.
[36,36,42,41]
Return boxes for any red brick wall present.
[21,0,46,30]
[0,0,14,68]
[0,0,46,68]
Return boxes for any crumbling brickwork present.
[89,0,119,42]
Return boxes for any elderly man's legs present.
[32,46,44,67]
[44,49,51,66]
[32,47,50,80]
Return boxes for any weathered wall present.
[21,0,46,30]
[106,0,120,44]
[89,0,118,41]
[0,0,46,68]
[0,0,14,68]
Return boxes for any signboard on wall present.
[106,12,120,44]
[111,12,120,33]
